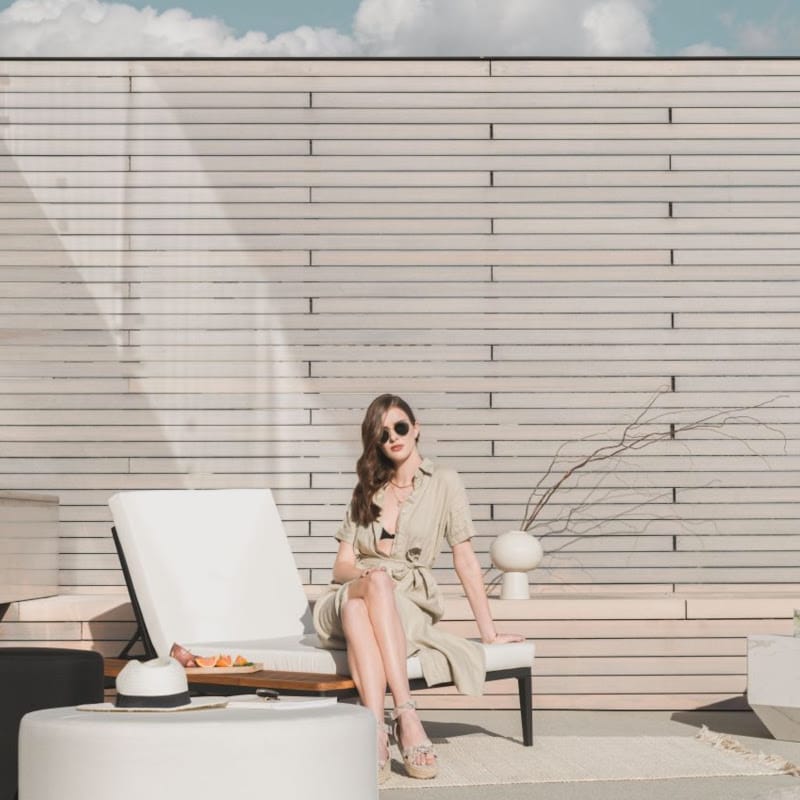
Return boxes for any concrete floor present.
[383,709,800,799]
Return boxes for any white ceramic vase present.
[490,530,544,600]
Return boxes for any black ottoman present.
[0,647,104,800]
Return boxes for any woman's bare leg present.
[341,595,388,763]
[347,571,434,765]
[341,596,387,715]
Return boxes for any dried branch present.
[519,392,787,536]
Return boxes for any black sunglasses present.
[380,420,411,444]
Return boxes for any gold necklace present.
[390,479,413,489]
[390,483,413,505]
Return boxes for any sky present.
[0,0,798,57]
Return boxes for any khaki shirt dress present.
[312,458,486,696]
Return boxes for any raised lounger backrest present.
[109,489,310,657]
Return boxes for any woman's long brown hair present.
[350,394,418,527]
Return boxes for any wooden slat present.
[0,202,665,220]
[0,218,490,236]
[676,107,800,123]
[316,138,800,156]
[129,60,492,77]
[494,123,800,140]
[1,109,673,127]
[0,171,490,188]
[493,170,800,187]
[491,60,800,77]
[4,139,311,157]
[311,248,669,265]
[0,91,310,107]
[674,202,800,217]
[0,76,127,91]
[314,185,800,201]
[128,75,800,92]
[316,90,800,108]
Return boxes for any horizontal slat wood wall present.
[1,58,799,707]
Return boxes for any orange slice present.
[194,655,218,668]
[233,655,250,667]
[216,654,232,668]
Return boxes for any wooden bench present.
[12,588,800,712]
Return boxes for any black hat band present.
[115,690,192,709]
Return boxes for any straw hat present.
[78,657,226,713]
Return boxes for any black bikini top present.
[380,527,395,540]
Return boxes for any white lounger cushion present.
[181,636,534,679]
[109,489,310,655]
[109,488,534,679]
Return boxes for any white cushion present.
[182,635,351,674]
[479,640,536,674]
[109,489,310,657]
[182,635,535,681]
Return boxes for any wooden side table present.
[104,657,357,696]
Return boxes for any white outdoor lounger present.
[108,488,535,744]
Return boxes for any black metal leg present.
[518,671,533,746]
[117,625,143,659]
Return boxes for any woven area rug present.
[381,726,800,789]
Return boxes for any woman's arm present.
[332,540,384,584]
[452,539,524,644]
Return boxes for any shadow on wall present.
[128,62,343,575]
[84,601,141,658]
[0,63,348,623]
[0,84,178,600]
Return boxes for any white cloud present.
[736,20,782,54]
[0,0,657,57]
[251,25,358,57]
[0,0,356,56]
[581,0,654,56]
[717,8,800,56]
[678,41,729,57]
[352,0,655,56]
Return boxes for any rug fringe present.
[696,725,800,778]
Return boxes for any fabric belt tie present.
[389,561,436,601]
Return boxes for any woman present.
[313,394,524,782]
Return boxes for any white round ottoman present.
[19,702,376,800]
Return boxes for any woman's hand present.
[361,566,387,578]
[483,632,525,644]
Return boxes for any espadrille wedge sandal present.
[391,700,437,780]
